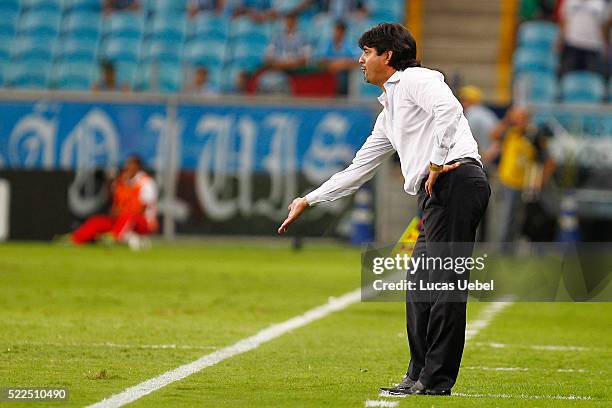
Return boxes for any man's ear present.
[385,50,393,65]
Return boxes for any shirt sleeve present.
[405,75,464,165]
[304,112,395,205]
[139,178,158,206]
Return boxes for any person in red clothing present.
[71,155,158,245]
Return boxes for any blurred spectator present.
[264,13,311,71]
[233,0,278,23]
[519,0,557,21]
[103,0,141,15]
[491,107,556,250]
[291,0,368,21]
[188,0,227,18]
[71,155,158,246]
[183,66,219,96]
[316,20,359,94]
[92,61,129,92]
[459,86,500,165]
[558,0,609,77]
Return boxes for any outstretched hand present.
[424,162,462,196]
[278,197,309,234]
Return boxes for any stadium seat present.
[514,72,558,103]
[148,15,185,42]
[5,60,51,88]
[50,61,95,90]
[18,10,61,38]
[21,0,61,13]
[63,11,101,40]
[99,37,141,63]
[0,35,12,62]
[0,9,18,37]
[134,61,183,93]
[220,66,245,93]
[64,0,102,13]
[518,21,559,51]
[103,12,144,40]
[230,17,269,44]
[230,41,266,71]
[189,13,229,40]
[560,71,605,103]
[142,39,182,63]
[513,47,557,75]
[54,37,98,62]
[116,60,138,87]
[11,36,54,62]
[183,39,226,68]
[370,0,404,19]
[0,0,19,15]
[307,14,333,48]
[152,0,187,15]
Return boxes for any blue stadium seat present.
[116,60,138,87]
[5,60,51,88]
[134,61,183,93]
[220,65,245,93]
[0,9,18,37]
[513,47,557,75]
[11,36,54,62]
[230,17,269,44]
[561,71,605,103]
[188,12,229,40]
[99,37,141,62]
[103,12,144,40]
[307,14,333,48]
[0,0,19,15]
[0,35,13,62]
[515,72,558,103]
[64,0,102,13]
[370,0,404,19]
[518,21,559,51]
[230,41,265,71]
[54,38,98,62]
[63,11,101,40]
[50,61,95,90]
[148,15,185,42]
[152,0,187,15]
[183,39,226,67]
[19,10,61,37]
[142,39,182,63]
[21,0,61,13]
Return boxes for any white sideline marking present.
[11,341,217,350]
[87,289,362,408]
[452,392,593,400]
[364,400,399,407]
[471,341,596,352]
[379,391,593,400]
[464,301,513,342]
[462,366,588,373]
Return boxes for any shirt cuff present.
[304,191,319,206]
[430,145,450,166]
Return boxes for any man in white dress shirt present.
[278,23,490,396]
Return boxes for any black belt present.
[446,157,482,168]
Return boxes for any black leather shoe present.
[379,375,417,395]
[406,381,451,396]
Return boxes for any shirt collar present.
[377,70,402,106]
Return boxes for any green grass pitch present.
[0,242,610,407]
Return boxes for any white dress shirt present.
[305,67,480,204]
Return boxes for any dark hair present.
[358,23,420,70]
[126,154,143,169]
[334,20,347,31]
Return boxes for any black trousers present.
[405,161,490,391]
